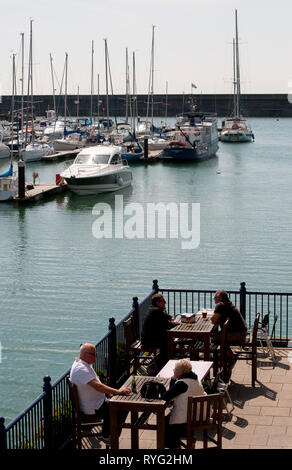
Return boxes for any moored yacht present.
[61,145,132,195]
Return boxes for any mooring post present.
[144,137,148,160]
[18,159,25,199]
[0,417,7,450]
[108,318,117,387]
[240,281,247,320]
[43,376,53,450]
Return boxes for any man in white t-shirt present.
[70,343,130,442]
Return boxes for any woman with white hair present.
[162,359,206,449]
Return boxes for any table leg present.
[157,409,165,449]
[204,335,211,361]
[131,411,139,449]
[167,334,175,359]
[110,404,119,449]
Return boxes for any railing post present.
[152,279,159,294]
[240,282,246,320]
[108,318,117,387]
[43,376,53,450]
[132,296,140,338]
[144,137,148,160]
[0,417,7,450]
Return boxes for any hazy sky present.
[1,0,292,96]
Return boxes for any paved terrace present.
[83,348,292,450]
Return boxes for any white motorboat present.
[43,120,71,140]
[147,136,169,150]
[0,141,10,159]
[61,145,132,195]
[0,162,18,201]
[21,142,55,162]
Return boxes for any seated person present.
[141,293,179,368]
[70,343,131,443]
[163,359,206,449]
[211,289,247,358]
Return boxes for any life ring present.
[232,123,238,129]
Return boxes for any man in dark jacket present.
[141,293,179,368]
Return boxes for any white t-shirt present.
[70,358,105,415]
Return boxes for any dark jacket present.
[162,371,198,401]
[141,306,177,348]
[214,301,247,333]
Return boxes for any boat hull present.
[221,131,253,143]
[63,170,132,195]
[0,177,18,201]
[161,141,218,161]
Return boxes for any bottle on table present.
[131,374,137,393]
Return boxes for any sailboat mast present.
[104,39,109,129]
[49,53,56,112]
[232,38,237,117]
[97,73,100,125]
[235,9,241,117]
[132,51,136,134]
[20,32,24,136]
[165,81,168,126]
[151,25,155,129]
[125,47,129,123]
[10,53,16,159]
[64,52,68,129]
[90,40,94,121]
[29,19,34,143]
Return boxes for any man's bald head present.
[79,343,96,363]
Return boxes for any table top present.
[169,312,215,334]
[110,375,171,405]
[156,360,213,382]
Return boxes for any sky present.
[1,0,292,96]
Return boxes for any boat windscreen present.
[75,154,110,164]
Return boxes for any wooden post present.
[0,417,6,450]
[43,376,53,450]
[108,318,117,387]
[18,160,25,199]
[144,137,148,160]
[240,282,246,320]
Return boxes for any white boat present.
[43,120,68,140]
[147,136,169,150]
[22,142,55,162]
[53,133,86,151]
[0,162,18,201]
[61,145,132,195]
[220,10,254,143]
[0,141,10,159]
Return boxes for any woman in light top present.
[163,359,206,449]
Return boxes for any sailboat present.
[21,20,54,162]
[220,10,254,143]
[0,161,18,201]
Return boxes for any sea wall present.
[1,94,292,118]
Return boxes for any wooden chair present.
[66,376,108,449]
[123,315,157,375]
[232,313,260,387]
[183,393,224,449]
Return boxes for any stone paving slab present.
[84,348,292,450]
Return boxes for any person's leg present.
[96,400,128,437]
[165,415,185,449]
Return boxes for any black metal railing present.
[1,280,291,450]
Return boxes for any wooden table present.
[109,375,170,449]
[167,312,216,361]
[157,360,213,382]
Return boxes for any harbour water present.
[1,117,292,422]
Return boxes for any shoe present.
[98,433,110,445]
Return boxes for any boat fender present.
[116,176,124,186]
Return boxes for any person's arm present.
[211,302,224,325]
[162,380,188,401]
[88,379,130,396]
[211,312,221,325]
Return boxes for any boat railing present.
[1,280,291,449]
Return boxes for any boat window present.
[110,154,121,165]
[75,154,110,164]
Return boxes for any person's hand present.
[119,387,131,395]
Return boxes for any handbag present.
[140,381,166,400]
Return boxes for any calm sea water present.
[1,117,292,422]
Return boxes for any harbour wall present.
[1,94,292,118]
